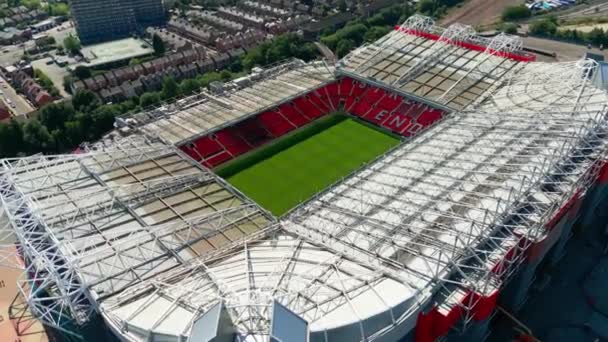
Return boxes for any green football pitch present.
[219,115,400,216]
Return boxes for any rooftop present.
[79,38,155,69]
[127,59,335,145]
[338,15,535,111]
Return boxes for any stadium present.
[2,14,608,342]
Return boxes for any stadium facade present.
[2,15,608,342]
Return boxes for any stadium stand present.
[7,14,608,342]
[258,110,296,137]
[181,78,447,168]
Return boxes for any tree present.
[23,120,53,153]
[367,4,409,27]
[21,0,41,10]
[365,26,391,42]
[153,34,165,56]
[140,92,161,107]
[529,19,558,36]
[72,90,99,112]
[340,23,368,45]
[502,5,531,21]
[73,66,91,80]
[196,72,223,88]
[242,46,265,69]
[321,24,367,50]
[0,120,24,157]
[241,34,318,70]
[220,70,232,81]
[90,105,119,138]
[418,0,437,16]
[48,3,69,16]
[588,28,605,46]
[501,22,518,35]
[50,129,67,152]
[34,69,60,97]
[161,76,179,100]
[180,79,201,95]
[39,103,76,133]
[64,35,81,55]
[336,39,355,58]
[63,75,73,94]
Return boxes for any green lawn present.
[221,116,400,216]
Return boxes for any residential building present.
[12,70,52,107]
[0,102,11,122]
[70,0,166,44]
[130,0,165,27]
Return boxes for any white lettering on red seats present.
[374,110,388,122]
[389,114,409,129]
[407,122,423,134]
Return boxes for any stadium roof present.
[2,15,608,342]
[0,137,275,334]
[91,58,608,341]
[337,15,535,111]
[127,59,335,145]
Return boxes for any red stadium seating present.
[279,104,310,127]
[350,99,374,118]
[339,78,354,97]
[180,76,446,168]
[350,80,367,98]
[180,145,203,162]
[365,107,391,125]
[234,118,272,147]
[309,91,332,112]
[417,108,444,127]
[194,137,223,157]
[322,82,341,108]
[344,95,358,113]
[378,93,403,112]
[293,97,324,119]
[384,113,413,133]
[215,130,250,156]
[204,151,232,168]
[364,88,386,104]
[258,111,296,137]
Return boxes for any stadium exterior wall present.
[410,161,608,342]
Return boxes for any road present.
[439,0,519,28]
[549,0,608,20]
[0,76,35,118]
[522,36,608,62]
